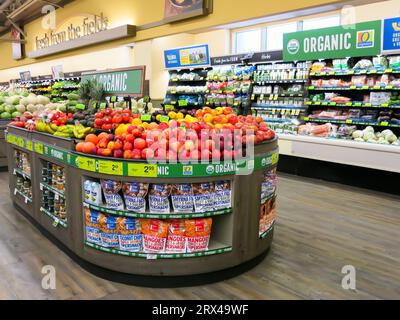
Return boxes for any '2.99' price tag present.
[98,160,123,176]
[128,163,157,178]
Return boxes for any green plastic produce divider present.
[5,132,279,178]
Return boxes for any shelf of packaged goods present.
[252,104,306,111]
[259,222,275,239]
[205,89,245,94]
[83,202,233,219]
[13,167,31,180]
[167,92,206,95]
[252,93,305,98]
[308,86,400,91]
[14,188,32,204]
[254,79,308,84]
[85,241,232,259]
[303,117,400,128]
[39,182,65,198]
[277,133,400,173]
[309,69,400,77]
[306,101,400,109]
[170,79,206,83]
[262,118,295,123]
[40,207,68,228]
[205,102,246,107]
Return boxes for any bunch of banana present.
[35,120,59,135]
[53,125,74,138]
[72,124,93,139]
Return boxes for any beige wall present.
[0,46,134,82]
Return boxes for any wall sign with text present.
[382,16,400,53]
[211,51,283,66]
[81,67,146,97]
[283,20,381,61]
[164,44,210,69]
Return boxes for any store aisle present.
[0,171,398,300]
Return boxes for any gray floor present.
[0,171,399,300]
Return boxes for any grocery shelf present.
[254,79,308,85]
[252,104,306,110]
[259,222,275,239]
[40,182,65,198]
[13,167,31,180]
[309,69,400,77]
[252,93,304,97]
[14,188,32,204]
[308,86,400,91]
[83,202,233,219]
[170,79,206,82]
[303,117,400,128]
[85,240,232,259]
[277,133,400,173]
[306,101,400,109]
[40,207,67,228]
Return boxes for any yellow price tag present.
[26,140,33,151]
[271,153,279,165]
[16,137,24,148]
[128,163,157,178]
[34,142,44,155]
[98,160,123,176]
[6,134,12,143]
[76,156,96,172]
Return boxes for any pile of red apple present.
[93,108,139,131]
[75,113,275,161]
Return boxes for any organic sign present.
[81,67,146,96]
[35,13,109,50]
[164,44,210,69]
[283,20,381,61]
[382,17,400,53]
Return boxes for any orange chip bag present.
[185,218,212,253]
[140,219,168,253]
[165,220,186,253]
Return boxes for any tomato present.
[104,108,113,115]
[94,119,103,127]
[103,116,112,124]
[95,112,104,119]
[112,115,123,124]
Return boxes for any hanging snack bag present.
[140,219,168,253]
[122,182,149,213]
[261,168,277,200]
[192,182,215,213]
[185,218,213,253]
[101,180,124,210]
[149,184,171,213]
[171,184,194,213]
[165,220,187,253]
[214,181,232,210]
[99,214,119,248]
[117,217,142,252]
[90,181,102,205]
[84,208,102,245]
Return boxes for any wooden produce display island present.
[6,125,279,286]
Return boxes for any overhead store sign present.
[81,67,146,97]
[211,51,283,65]
[164,44,210,69]
[283,20,381,61]
[382,16,400,53]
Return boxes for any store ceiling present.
[0,0,74,37]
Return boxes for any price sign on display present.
[99,103,107,109]
[76,103,86,110]
[76,156,96,172]
[98,160,123,175]
[164,105,174,111]
[110,96,117,103]
[141,114,152,121]
[160,116,169,123]
[52,218,59,228]
[381,121,389,126]
[178,100,188,107]
[128,163,157,178]
[346,119,353,124]
[34,142,44,155]
[25,140,33,151]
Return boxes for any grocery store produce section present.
[5,66,279,279]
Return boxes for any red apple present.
[132,149,142,160]
[125,134,135,143]
[123,142,133,151]
[123,150,133,159]
[127,125,137,134]
[113,149,123,158]
[134,138,146,150]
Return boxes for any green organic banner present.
[81,68,144,95]
[283,20,381,61]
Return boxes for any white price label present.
[146,254,157,260]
